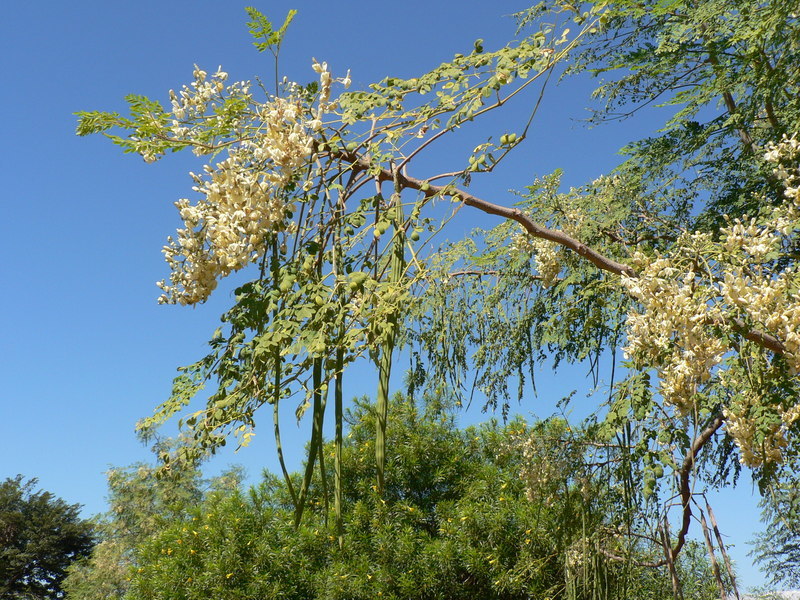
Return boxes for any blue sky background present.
[0,0,772,591]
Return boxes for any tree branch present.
[672,411,726,559]
[329,149,788,356]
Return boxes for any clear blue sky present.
[0,0,770,591]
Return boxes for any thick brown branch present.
[672,412,726,559]
[729,316,786,353]
[393,170,637,278]
[332,149,788,356]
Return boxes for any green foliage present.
[126,399,718,600]
[0,476,95,600]
[77,2,800,584]
[752,458,800,588]
[408,171,632,413]
[245,7,296,55]
[551,0,800,229]
[62,448,242,600]
[73,6,591,532]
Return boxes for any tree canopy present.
[61,444,243,600]
[76,0,800,589]
[0,476,95,600]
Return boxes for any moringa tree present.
[77,1,800,580]
[77,4,589,536]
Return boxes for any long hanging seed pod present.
[698,505,727,600]
[374,171,406,496]
[270,237,298,509]
[294,357,326,527]
[706,499,740,600]
[334,342,344,545]
[273,388,297,506]
[318,413,329,527]
[333,202,345,547]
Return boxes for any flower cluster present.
[516,426,576,506]
[170,66,239,121]
[620,136,800,465]
[157,62,346,305]
[530,237,561,288]
[511,231,561,288]
[723,387,786,466]
[622,244,728,415]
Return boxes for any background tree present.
[62,442,242,600]
[0,476,95,600]
[125,396,719,600]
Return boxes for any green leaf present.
[244,7,296,53]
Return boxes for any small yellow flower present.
[226,573,234,579]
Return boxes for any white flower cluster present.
[158,154,295,305]
[622,246,728,415]
[157,61,347,305]
[531,237,561,288]
[519,433,561,506]
[169,65,239,122]
[511,232,561,288]
[621,136,800,466]
[722,384,787,466]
